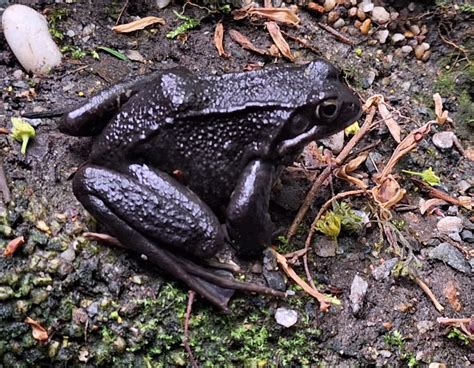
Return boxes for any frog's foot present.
[73,163,285,312]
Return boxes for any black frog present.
[60,60,361,312]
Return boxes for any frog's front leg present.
[73,163,284,311]
[226,160,275,257]
[60,73,159,137]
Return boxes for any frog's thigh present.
[226,159,275,257]
[59,72,160,136]
[73,164,223,258]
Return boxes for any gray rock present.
[275,307,298,328]
[461,229,474,243]
[374,29,389,44]
[416,320,434,335]
[333,19,346,29]
[401,45,413,56]
[350,275,368,315]
[437,216,463,234]
[455,180,472,194]
[432,131,455,149]
[365,152,384,173]
[320,131,345,153]
[60,246,76,262]
[263,270,286,291]
[86,302,99,316]
[448,232,462,242]
[315,236,337,257]
[362,70,376,89]
[428,243,471,273]
[372,257,398,281]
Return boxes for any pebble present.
[416,320,434,335]
[401,45,413,56]
[362,70,376,88]
[66,30,76,38]
[333,18,345,29]
[324,0,336,12]
[391,33,406,44]
[360,19,372,35]
[350,275,368,316]
[327,11,340,24]
[408,2,416,12]
[263,270,287,291]
[415,43,430,60]
[422,50,432,62]
[437,216,463,234]
[2,4,62,74]
[275,307,298,328]
[156,0,171,9]
[371,258,399,281]
[60,246,76,262]
[371,6,390,24]
[455,180,472,194]
[432,131,455,149]
[409,24,421,35]
[357,8,367,21]
[348,7,358,17]
[359,0,374,13]
[428,243,471,273]
[320,130,345,153]
[461,229,474,243]
[374,29,389,44]
[314,236,337,257]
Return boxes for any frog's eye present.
[315,99,339,122]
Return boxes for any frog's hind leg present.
[73,163,284,311]
[59,72,160,137]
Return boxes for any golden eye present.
[315,99,339,122]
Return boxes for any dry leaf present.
[25,317,48,341]
[372,175,406,211]
[229,29,267,56]
[273,249,333,312]
[233,5,300,26]
[336,152,368,189]
[265,22,295,62]
[443,281,462,312]
[112,16,165,33]
[419,198,448,215]
[214,23,230,58]
[3,236,25,257]
[378,103,401,143]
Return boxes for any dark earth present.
[0,0,473,367]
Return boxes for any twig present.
[0,159,11,204]
[414,276,444,312]
[438,24,471,62]
[437,317,471,325]
[183,290,199,368]
[287,106,376,240]
[317,22,354,45]
[115,0,129,26]
[0,128,8,134]
[280,31,321,55]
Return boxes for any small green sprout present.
[447,327,471,346]
[166,11,200,39]
[345,121,360,136]
[402,167,441,186]
[315,211,341,239]
[11,117,36,155]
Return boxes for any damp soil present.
[0,1,472,367]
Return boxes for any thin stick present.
[183,290,199,368]
[0,159,11,204]
[115,0,129,26]
[317,22,354,45]
[287,106,376,240]
[414,276,444,312]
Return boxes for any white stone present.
[324,0,336,12]
[275,307,298,328]
[2,5,62,75]
[391,33,406,43]
[320,131,345,153]
[432,131,455,149]
[359,0,374,13]
[332,19,345,29]
[374,29,389,44]
[371,6,390,24]
[437,216,463,234]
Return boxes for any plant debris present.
[112,16,165,33]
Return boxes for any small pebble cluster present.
[315,0,432,62]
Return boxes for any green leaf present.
[96,46,129,61]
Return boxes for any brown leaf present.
[229,29,267,56]
[336,152,368,189]
[378,103,401,143]
[273,249,333,312]
[443,280,462,312]
[25,317,49,341]
[233,5,300,26]
[265,22,295,62]
[3,236,25,257]
[371,175,406,211]
[112,16,165,33]
[214,23,230,58]
[419,198,448,215]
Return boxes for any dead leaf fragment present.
[378,103,401,143]
[433,93,448,124]
[229,29,267,56]
[443,280,462,312]
[265,22,295,62]
[419,198,448,215]
[214,23,230,58]
[25,317,49,341]
[273,249,333,312]
[233,5,300,26]
[112,16,165,33]
[336,152,368,189]
[3,236,25,257]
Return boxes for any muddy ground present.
[0,0,473,367]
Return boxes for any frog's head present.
[276,60,362,156]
